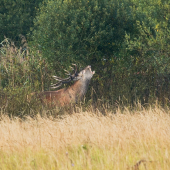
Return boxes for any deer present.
[33,64,95,107]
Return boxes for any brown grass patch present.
[0,106,170,169]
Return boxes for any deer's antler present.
[50,64,80,89]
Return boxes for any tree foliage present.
[0,38,53,116]
[31,0,170,105]
[1,0,170,113]
[0,0,43,44]
[32,0,139,68]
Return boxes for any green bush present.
[0,38,53,116]
[31,0,170,106]
[120,0,170,105]
[32,0,138,67]
[1,0,169,113]
[0,0,43,44]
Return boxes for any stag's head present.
[51,64,95,89]
[77,65,95,81]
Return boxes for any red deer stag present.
[35,64,95,107]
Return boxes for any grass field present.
[0,106,170,169]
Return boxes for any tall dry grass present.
[0,106,170,169]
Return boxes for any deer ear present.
[92,71,95,74]
[82,70,85,74]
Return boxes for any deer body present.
[36,65,95,107]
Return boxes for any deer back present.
[35,65,95,107]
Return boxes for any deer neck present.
[68,79,91,99]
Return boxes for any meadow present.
[1,0,170,169]
[0,105,170,170]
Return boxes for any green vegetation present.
[0,0,170,116]
[1,1,170,168]
[0,38,54,116]
[32,0,170,105]
[0,0,43,44]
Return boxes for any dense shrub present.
[0,0,43,44]
[0,38,53,116]
[1,0,170,115]
[32,0,139,68]
[31,0,170,105]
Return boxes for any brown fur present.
[33,65,95,107]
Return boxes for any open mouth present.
[87,65,95,74]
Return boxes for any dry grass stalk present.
[0,106,169,169]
